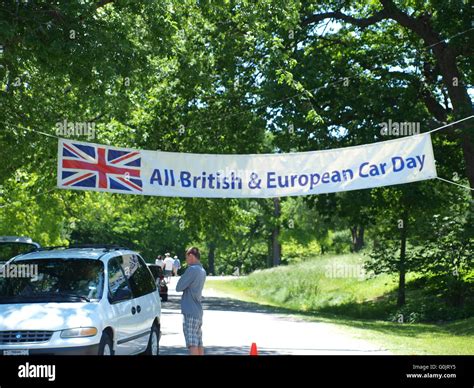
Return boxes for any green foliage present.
[209,252,474,323]
[0,1,471,318]
[416,210,474,307]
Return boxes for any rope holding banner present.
[427,115,474,134]
[436,177,474,191]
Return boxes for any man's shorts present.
[164,270,172,276]
[183,315,203,348]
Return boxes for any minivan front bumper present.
[0,330,102,356]
[1,343,100,356]
[27,344,100,355]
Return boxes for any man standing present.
[176,247,206,355]
[172,255,181,276]
[155,255,164,269]
[163,253,174,283]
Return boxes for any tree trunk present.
[397,209,408,307]
[272,197,282,267]
[350,226,365,252]
[207,242,216,276]
[267,236,273,268]
[425,46,474,198]
[459,129,474,199]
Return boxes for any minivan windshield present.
[0,258,104,304]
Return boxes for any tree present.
[365,179,464,307]
[271,197,282,266]
[0,0,472,284]
[300,0,473,193]
[365,187,418,307]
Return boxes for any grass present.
[206,253,474,355]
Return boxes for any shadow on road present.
[203,296,283,314]
[161,293,294,316]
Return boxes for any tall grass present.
[227,253,397,314]
[211,253,474,322]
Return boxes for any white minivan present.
[0,246,161,355]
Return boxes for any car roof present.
[0,236,41,248]
[12,248,138,262]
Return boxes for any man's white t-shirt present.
[155,259,164,268]
[164,257,174,271]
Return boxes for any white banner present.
[57,134,437,198]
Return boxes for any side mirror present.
[111,287,132,303]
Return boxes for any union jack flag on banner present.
[58,139,143,194]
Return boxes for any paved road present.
[160,276,390,355]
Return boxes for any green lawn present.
[206,253,474,355]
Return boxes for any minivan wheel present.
[145,324,160,356]
[99,332,114,356]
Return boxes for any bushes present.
[416,214,474,308]
[389,296,474,323]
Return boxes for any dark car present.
[147,264,168,302]
[0,236,40,265]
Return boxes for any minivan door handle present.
[131,306,136,315]
[137,305,141,313]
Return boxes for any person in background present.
[176,247,206,355]
[155,255,164,269]
[172,255,181,276]
[163,253,174,283]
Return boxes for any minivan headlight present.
[61,327,98,338]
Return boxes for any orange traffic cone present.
[250,342,258,356]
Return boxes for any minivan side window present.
[108,258,131,302]
[117,254,156,298]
